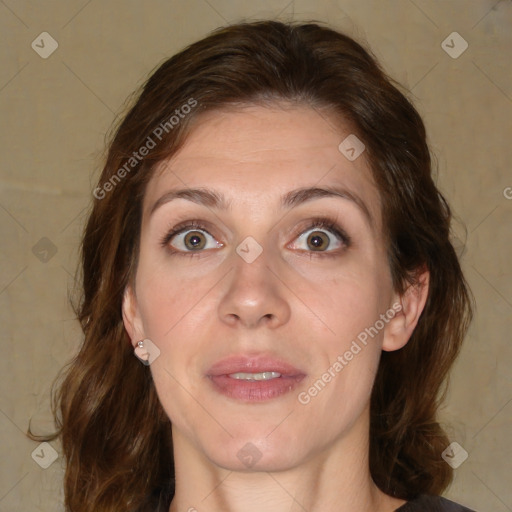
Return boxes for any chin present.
[200,428,306,472]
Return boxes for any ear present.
[382,268,429,352]
[122,284,145,347]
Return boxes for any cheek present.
[296,316,383,439]
[291,260,387,347]
[136,259,217,341]
[295,263,388,404]
[136,270,211,430]
[135,261,217,394]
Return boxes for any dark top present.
[396,494,477,511]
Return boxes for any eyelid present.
[288,217,351,252]
[160,216,351,255]
[159,220,221,249]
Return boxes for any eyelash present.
[159,217,351,258]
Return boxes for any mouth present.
[206,354,306,402]
[229,371,282,381]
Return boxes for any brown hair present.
[29,20,473,511]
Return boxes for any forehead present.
[144,103,382,228]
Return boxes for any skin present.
[122,103,429,512]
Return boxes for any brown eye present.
[306,231,330,251]
[164,224,223,255]
[183,231,206,250]
[290,219,349,255]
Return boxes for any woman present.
[31,20,476,512]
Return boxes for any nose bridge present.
[218,237,290,328]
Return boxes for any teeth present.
[228,371,282,381]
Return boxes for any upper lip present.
[207,354,305,377]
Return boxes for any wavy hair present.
[28,20,473,511]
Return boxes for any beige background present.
[0,1,511,511]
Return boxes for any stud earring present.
[134,339,150,365]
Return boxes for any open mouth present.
[228,371,282,381]
[207,355,306,402]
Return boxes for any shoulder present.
[395,494,477,512]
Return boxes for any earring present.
[134,339,150,365]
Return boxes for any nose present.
[217,246,291,330]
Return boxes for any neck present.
[168,406,406,512]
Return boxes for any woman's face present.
[123,104,407,471]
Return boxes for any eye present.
[160,217,350,257]
[160,221,223,254]
[290,218,350,253]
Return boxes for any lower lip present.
[208,374,306,402]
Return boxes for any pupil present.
[308,231,327,251]
[186,231,205,250]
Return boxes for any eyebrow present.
[149,185,373,226]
